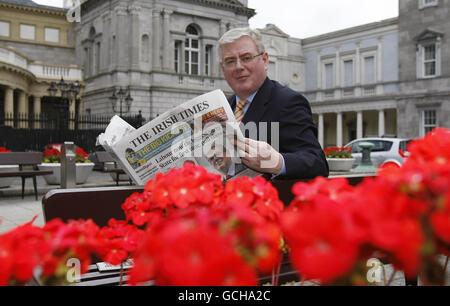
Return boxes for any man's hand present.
[234,137,283,175]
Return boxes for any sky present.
[34,0,399,38]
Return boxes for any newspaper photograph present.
[97,89,259,186]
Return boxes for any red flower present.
[129,213,257,286]
[223,176,284,223]
[43,148,60,157]
[281,198,360,284]
[406,128,450,166]
[0,147,11,153]
[97,219,144,266]
[75,147,88,158]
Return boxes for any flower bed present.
[0,128,449,286]
[324,147,355,171]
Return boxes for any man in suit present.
[218,27,328,180]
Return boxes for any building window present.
[343,60,354,87]
[421,109,438,136]
[0,21,10,37]
[324,63,334,89]
[95,42,101,74]
[419,0,438,9]
[20,24,35,40]
[363,56,375,84]
[174,41,181,73]
[45,27,59,43]
[423,44,436,77]
[205,45,212,76]
[417,41,441,78]
[185,25,199,75]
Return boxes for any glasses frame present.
[221,52,264,69]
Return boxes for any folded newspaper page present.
[97,89,259,186]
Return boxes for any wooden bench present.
[94,151,132,186]
[0,152,53,200]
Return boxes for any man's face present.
[207,146,232,174]
[220,36,268,99]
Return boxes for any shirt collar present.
[236,91,258,105]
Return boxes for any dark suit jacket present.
[228,77,329,180]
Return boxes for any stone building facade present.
[302,18,400,147]
[1,0,448,146]
[76,0,305,120]
[396,0,450,139]
[0,0,83,126]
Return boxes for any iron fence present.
[0,112,147,153]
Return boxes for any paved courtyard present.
[0,170,131,233]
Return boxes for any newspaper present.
[97,89,259,186]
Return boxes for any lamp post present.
[47,77,81,131]
[109,87,133,116]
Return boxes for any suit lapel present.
[242,78,272,125]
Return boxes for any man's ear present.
[262,52,269,71]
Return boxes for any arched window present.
[184,24,199,75]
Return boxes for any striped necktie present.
[234,99,248,123]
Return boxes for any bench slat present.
[0,152,43,165]
[0,170,53,177]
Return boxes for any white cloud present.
[248,0,398,38]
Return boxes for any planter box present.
[38,163,94,185]
[326,158,355,172]
[0,165,19,188]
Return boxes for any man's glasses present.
[222,52,264,69]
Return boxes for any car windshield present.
[351,140,393,153]
[400,139,413,152]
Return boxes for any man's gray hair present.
[218,27,265,59]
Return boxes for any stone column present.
[357,111,363,139]
[318,113,324,148]
[4,86,14,127]
[129,4,141,70]
[355,42,361,96]
[335,46,341,87]
[336,112,343,147]
[17,90,27,128]
[377,37,383,83]
[101,12,111,73]
[115,6,128,70]
[316,49,323,101]
[152,9,161,70]
[378,109,385,137]
[162,9,173,71]
[33,96,41,129]
[219,20,227,38]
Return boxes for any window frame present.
[418,41,440,78]
[321,59,335,90]
[421,109,438,136]
[419,0,439,9]
[44,27,60,43]
[341,57,355,88]
[0,20,10,37]
[184,27,200,76]
[19,24,35,40]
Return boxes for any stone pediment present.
[414,28,444,42]
[259,24,290,38]
[179,0,255,17]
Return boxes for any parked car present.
[345,137,412,169]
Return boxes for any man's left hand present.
[235,138,283,175]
